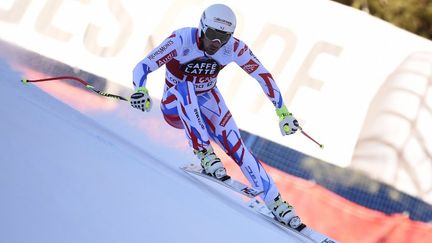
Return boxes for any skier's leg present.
[160,81,227,178]
[161,81,210,149]
[197,89,278,203]
[198,88,301,227]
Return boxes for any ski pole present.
[21,76,129,102]
[298,126,324,149]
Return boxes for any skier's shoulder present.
[170,27,200,46]
[230,37,248,53]
[221,36,249,60]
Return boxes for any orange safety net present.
[217,148,432,243]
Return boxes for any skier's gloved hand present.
[130,87,152,112]
[276,105,299,136]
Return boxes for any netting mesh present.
[241,130,432,223]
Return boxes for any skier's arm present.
[233,39,299,135]
[233,40,284,108]
[133,32,179,90]
[131,32,180,112]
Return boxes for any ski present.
[182,163,338,243]
[248,199,338,243]
[181,163,263,198]
[180,164,337,243]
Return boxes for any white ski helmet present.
[199,4,236,36]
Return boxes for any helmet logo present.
[213,17,232,27]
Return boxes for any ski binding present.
[181,163,263,198]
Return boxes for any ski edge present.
[181,163,263,198]
[248,199,339,243]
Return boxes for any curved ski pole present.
[298,126,324,149]
[21,76,129,102]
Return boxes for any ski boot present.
[268,193,303,229]
[194,146,229,181]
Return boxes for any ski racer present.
[131,3,302,229]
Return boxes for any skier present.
[131,4,302,228]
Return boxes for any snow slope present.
[0,60,308,243]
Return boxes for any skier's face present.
[203,38,222,55]
[203,28,231,55]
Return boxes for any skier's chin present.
[205,47,220,55]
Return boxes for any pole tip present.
[319,144,324,149]
[21,79,28,84]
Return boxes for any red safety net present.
[219,149,432,243]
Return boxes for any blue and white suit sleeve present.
[132,32,180,90]
[233,39,284,109]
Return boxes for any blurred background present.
[333,0,432,40]
[1,0,431,242]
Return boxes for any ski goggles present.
[204,27,232,44]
